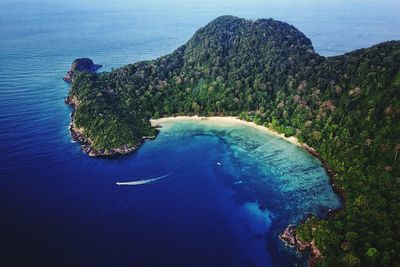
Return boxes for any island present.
[64,16,400,266]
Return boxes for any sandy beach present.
[150,116,304,148]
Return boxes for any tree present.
[192,101,200,114]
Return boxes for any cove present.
[127,117,343,266]
[0,114,341,267]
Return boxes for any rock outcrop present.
[280,224,322,266]
[63,58,102,83]
[68,119,150,158]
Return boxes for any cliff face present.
[65,15,400,266]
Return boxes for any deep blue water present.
[0,0,399,266]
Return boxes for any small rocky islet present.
[63,58,102,83]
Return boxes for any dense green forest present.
[68,16,400,266]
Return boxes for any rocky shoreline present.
[279,145,345,266]
[63,58,102,83]
[65,96,157,158]
[63,58,158,157]
[279,223,322,266]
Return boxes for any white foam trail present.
[116,173,171,186]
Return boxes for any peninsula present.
[64,16,400,266]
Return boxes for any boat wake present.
[116,173,172,186]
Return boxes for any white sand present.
[150,116,305,148]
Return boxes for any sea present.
[0,0,399,266]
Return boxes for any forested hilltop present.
[67,16,400,266]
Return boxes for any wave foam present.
[116,173,172,186]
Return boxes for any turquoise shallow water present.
[158,120,341,224]
[0,0,399,266]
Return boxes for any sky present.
[1,0,399,56]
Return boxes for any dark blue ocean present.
[0,0,399,266]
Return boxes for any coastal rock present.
[65,95,79,107]
[280,224,322,266]
[280,224,297,246]
[63,58,102,83]
[63,59,145,158]
[70,123,139,157]
[65,94,146,158]
[309,240,322,266]
[142,133,158,140]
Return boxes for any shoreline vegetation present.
[65,96,158,157]
[64,58,158,157]
[65,16,400,266]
